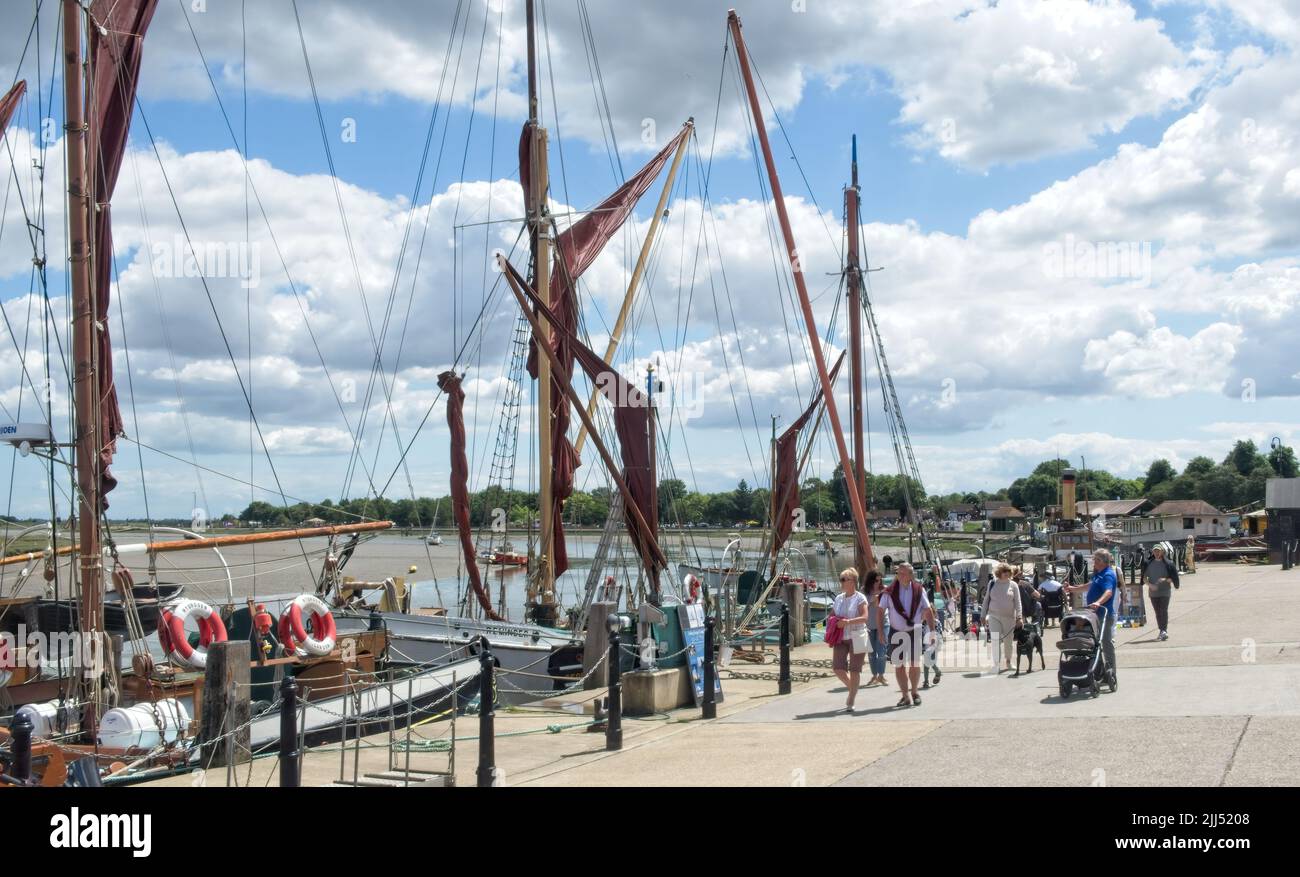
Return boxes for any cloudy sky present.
[1,0,1298,521]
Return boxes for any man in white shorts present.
[877,562,936,707]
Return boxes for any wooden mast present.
[573,120,693,457]
[727,10,876,571]
[525,0,556,616]
[63,0,105,726]
[846,135,867,575]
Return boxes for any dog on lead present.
[1013,622,1045,677]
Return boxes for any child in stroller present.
[1056,608,1117,699]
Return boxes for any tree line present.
[228,438,1298,530]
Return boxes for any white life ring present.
[278,594,337,658]
[157,599,228,670]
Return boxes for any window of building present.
[1183,517,1194,529]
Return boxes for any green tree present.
[1011,473,1058,511]
[1224,440,1267,476]
[1268,443,1299,478]
[658,478,688,521]
[1184,456,1217,478]
[1197,466,1244,510]
[1143,459,1176,491]
[733,479,754,522]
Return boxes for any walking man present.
[1141,544,1180,641]
[878,562,936,707]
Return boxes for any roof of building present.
[1149,500,1225,517]
[982,500,1014,509]
[988,506,1026,518]
[1081,499,1151,517]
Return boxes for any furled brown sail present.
[772,353,845,554]
[437,370,505,621]
[86,0,159,507]
[501,260,667,579]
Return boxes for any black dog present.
[1013,622,1045,677]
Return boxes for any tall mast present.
[846,135,867,575]
[63,0,104,721]
[525,0,556,614]
[727,10,875,571]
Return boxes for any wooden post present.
[199,639,250,768]
[782,580,805,647]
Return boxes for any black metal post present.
[279,676,300,788]
[10,710,32,784]
[476,646,496,787]
[960,577,968,636]
[778,602,792,695]
[702,615,717,719]
[606,614,623,751]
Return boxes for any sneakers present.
[1158,630,1169,641]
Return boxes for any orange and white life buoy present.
[277,594,337,658]
[683,573,701,604]
[157,599,228,669]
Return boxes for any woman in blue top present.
[1063,548,1118,675]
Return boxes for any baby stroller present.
[1041,589,1065,627]
[1057,609,1116,699]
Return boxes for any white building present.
[1120,500,1229,546]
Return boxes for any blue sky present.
[2,0,1299,520]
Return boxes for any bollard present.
[279,676,300,788]
[606,614,623,751]
[778,602,792,695]
[702,615,717,720]
[476,644,496,787]
[960,580,968,637]
[10,710,33,784]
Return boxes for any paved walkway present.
[153,562,1300,788]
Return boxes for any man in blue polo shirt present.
[1064,548,1118,675]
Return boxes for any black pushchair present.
[1041,588,1065,626]
[1057,609,1116,699]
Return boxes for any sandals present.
[896,694,912,707]
[911,691,921,706]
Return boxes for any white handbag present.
[848,626,870,653]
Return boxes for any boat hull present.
[333,610,579,706]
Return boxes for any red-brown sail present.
[519,123,691,577]
[0,80,26,133]
[502,260,666,578]
[86,0,158,507]
[437,370,505,621]
[771,353,845,554]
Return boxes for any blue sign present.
[678,603,723,707]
